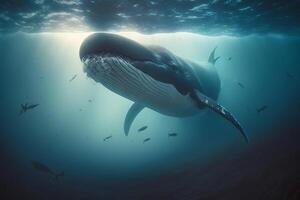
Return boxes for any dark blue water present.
[1,32,299,199]
[1,1,300,199]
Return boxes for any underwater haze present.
[1,1,300,199]
[1,32,300,199]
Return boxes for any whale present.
[79,33,248,143]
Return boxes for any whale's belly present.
[84,56,200,116]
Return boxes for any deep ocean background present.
[0,32,300,199]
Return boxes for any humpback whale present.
[79,33,248,143]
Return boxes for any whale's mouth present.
[82,51,161,83]
[82,53,138,82]
[83,52,133,65]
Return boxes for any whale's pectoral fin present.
[124,102,145,136]
[190,90,248,143]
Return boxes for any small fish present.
[237,82,245,88]
[19,103,39,115]
[257,105,267,113]
[103,135,112,141]
[168,133,178,137]
[143,138,151,143]
[69,74,77,82]
[31,161,64,180]
[228,57,232,61]
[138,126,148,132]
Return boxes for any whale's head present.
[80,33,156,80]
[79,33,156,62]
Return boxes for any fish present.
[103,135,112,141]
[237,82,245,88]
[19,103,39,114]
[69,74,77,82]
[80,33,248,143]
[138,126,148,132]
[257,105,268,113]
[31,160,64,180]
[168,133,178,137]
[143,138,151,143]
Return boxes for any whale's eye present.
[169,62,184,75]
[169,60,179,68]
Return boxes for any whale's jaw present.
[82,54,199,116]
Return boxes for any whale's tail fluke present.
[124,103,145,136]
[208,46,220,65]
[190,90,248,143]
